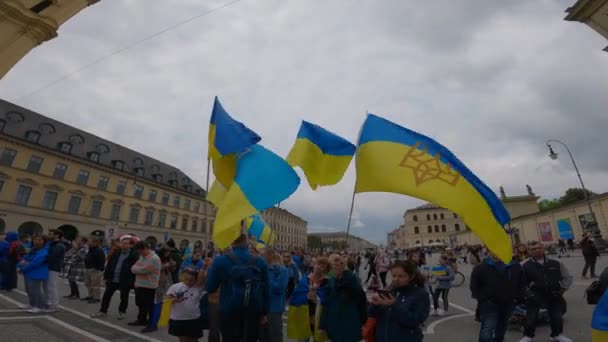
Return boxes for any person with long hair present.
[165,266,207,342]
[283,252,300,300]
[368,260,430,342]
[18,234,50,313]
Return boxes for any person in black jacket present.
[91,237,137,320]
[83,237,106,304]
[47,229,66,310]
[470,252,524,342]
[581,233,600,279]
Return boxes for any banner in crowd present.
[556,218,574,240]
[537,222,553,242]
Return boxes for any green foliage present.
[559,188,596,205]
[307,235,323,249]
[538,198,560,211]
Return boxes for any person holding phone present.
[165,266,206,342]
[369,260,430,342]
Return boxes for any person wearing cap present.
[47,229,66,311]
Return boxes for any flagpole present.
[205,157,211,246]
[345,111,367,250]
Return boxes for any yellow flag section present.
[158,300,172,327]
[356,114,512,262]
[207,180,227,207]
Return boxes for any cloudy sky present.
[1,0,607,244]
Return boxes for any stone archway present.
[18,221,43,237]
[0,218,5,233]
[56,224,79,241]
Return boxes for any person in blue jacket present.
[260,248,289,342]
[1,231,21,291]
[369,260,430,342]
[180,249,204,274]
[18,234,50,313]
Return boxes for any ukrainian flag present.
[592,290,608,341]
[286,121,356,190]
[207,179,227,207]
[208,96,261,186]
[213,144,300,248]
[245,214,274,246]
[356,114,512,261]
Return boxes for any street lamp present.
[546,139,600,236]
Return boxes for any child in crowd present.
[432,255,454,316]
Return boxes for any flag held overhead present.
[355,113,512,262]
[286,121,356,190]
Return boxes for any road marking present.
[0,316,32,320]
[448,302,475,314]
[44,315,113,342]
[9,290,164,342]
[0,309,24,313]
[0,293,25,307]
[425,313,473,334]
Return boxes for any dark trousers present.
[68,280,80,297]
[379,272,388,288]
[135,287,155,324]
[433,288,450,310]
[208,302,221,342]
[2,261,17,290]
[583,256,597,277]
[523,296,564,338]
[100,282,130,313]
[478,302,511,342]
[365,268,376,283]
[220,311,262,342]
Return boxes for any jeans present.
[478,301,511,342]
[27,279,49,309]
[433,288,450,310]
[523,295,564,338]
[135,287,156,324]
[220,311,262,342]
[583,256,597,277]
[100,282,130,313]
[69,279,80,297]
[260,312,283,342]
[47,271,59,307]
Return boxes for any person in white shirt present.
[165,265,207,342]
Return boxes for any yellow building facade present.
[0,0,101,79]
[0,99,214,250]
[261,207,307,250]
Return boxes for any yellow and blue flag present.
[355,113,512,261]
[246,214,274,246]
[207,179,227,207]
[286,121,356,190]
[208,96,261,186]
[592,290,608,341]
[213,144,300,248]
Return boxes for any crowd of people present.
[0,228,604,342]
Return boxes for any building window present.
[427,226,432,233]
[129,207,140,223]
[170,215,177,229]
[426,214,431,221]
[162,192,169,205]
[58,142,72,153]
[67,196,82,214]
[0,179,4,192]
[455,223,460,232]
[96,144,110,154]
[194,202,200,213]
[433,214,438,220]
[144,210,154,225]
[134,184,143,199]
[151,165,160,173]
[116,180,127,194]
[26,156,44,173]
[434,225,439,233]
[0,148,17,166]
[97,176,109,191]
[69,134,84,144]
[90,200,103,218]
[182,218,188,230]
[173,196,180,208]
[113,160,124,171]
[184,199,191,210]
[30,0,53,14]
[0,119,5,132]
[148,190,157,202]
[15,185,32,206]
[153,174,163,183]
[454,213,458,218]
[414,226,419,234]
[110,204,121,221]
[53,163,67,179]
[41,191,58,210]
[441,224,446,232]
[76,170,90,185]
[135,168,144,177]
[158,213,167,227]
[440,213,445,220]
[25,130,41,143]
[413,215,418,222]
[88,152,100,163]
[192,219,198,232]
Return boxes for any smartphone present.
[377,290,391,299]
[175,291,185,299]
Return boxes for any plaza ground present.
[0,252,601,341]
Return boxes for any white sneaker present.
[431,309,438,316]
[551,335,572,342]
[18,304,32,310]
[26,307,42,313]
[519,337,533,342]
[437,308,445,316]
[43,307,58,313]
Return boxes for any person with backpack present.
[260,248,288,342]
[205,234,270,342]
[1,232,23,291]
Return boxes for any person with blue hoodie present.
[18,234,50,313]
[260,248,289,342]
[1,231,21,291]
[369,260,430,342]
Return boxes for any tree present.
[538,198,560,211]
[307,235,323,250]
[559,188,597,206]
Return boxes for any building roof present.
[0,99,206,198]
[309,231,377,245]
[263,206,307,223]
[511,192,608,221]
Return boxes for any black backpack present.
[585,280,606,304]
[225,253,264,312]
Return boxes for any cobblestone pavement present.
[0,251,601,341]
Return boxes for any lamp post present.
[546,139,599,236]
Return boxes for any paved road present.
[0,252,602,341]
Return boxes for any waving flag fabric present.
[213,144,300,248]
[208,97,260,186]
[355,113,512,262]
[207,180,227,207]
[286,121,356,190]
[592,290,608,341]
[246,214,274,246]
